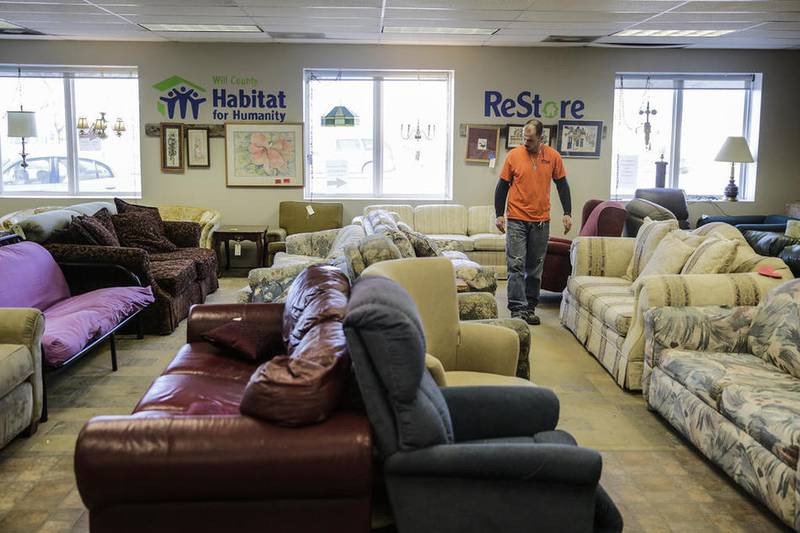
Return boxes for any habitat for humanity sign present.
[153,74,287,122]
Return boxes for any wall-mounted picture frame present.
[556,120,603,158]
[186,126,210,168]
[225,122,304,187]
[160,123,184,173]
[541,124,557,148]
[466,125,500,163]
[506,124,525,149]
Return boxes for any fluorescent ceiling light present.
[140,23,263,33]
[614,29,735,38]
[383,26,496,35]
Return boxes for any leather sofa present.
[75,270,373,533]
[698,213,800,233]
[743,230,800,277]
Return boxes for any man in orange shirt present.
[495,118,572,325]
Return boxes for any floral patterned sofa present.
[560,222,793,391]
[644,279,800,529]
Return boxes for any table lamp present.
[715,136,753,201]
[7,110,37,168]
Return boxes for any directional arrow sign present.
[327,178,346,188]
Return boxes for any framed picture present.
[541,124,557,148]
[160,123,184,173]
[225,122,303,187]
[506,124,525,149]
[466,125,500,163]
[186,126,210,168]
[556,120,603,158]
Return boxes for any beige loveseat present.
[560,222,793,391]
[353,204,507,278]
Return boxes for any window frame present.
[611,72,761,201]
[0,65,140,198]
[302,68,454,201]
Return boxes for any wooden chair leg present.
[110,334,118,372]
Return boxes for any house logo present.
[153,75,207,120]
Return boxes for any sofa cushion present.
[414,204,467,235]
[381,228,415,258]
[397,222,439,257]
[203,320,284,362]
[11,209,77,243]
[150,248,217,281]
[719,384,800,469]
[680,235,738,275]
[567,275,631,303]
[282,266,350,352]
[67,201,116,216]
[150,259,196,296]
[636,231,700,279]
[364,204,414,227]
[164,343,259,383]
[134,373,244,415]
[427,234,475,252]
[327,224,366,258]
[469,233,505,252]
[359,234,403,266]
[0,241,71,312]
[113,211,177,253]
[42,286,154,366]
[625,217,679,280]
[749,279,800,378]
[70,212,120,247]
[567,276,633,335]
[467,206,501,236]
[0,344,34,398]
[365,209,399,234]
[115,198,166,234]
[657,349,794,409]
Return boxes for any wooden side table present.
[212,225,268,276]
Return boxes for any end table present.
[212,225,268,276]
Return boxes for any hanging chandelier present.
[77,112,125,138]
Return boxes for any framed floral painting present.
[160,123,184,173]
[224,122,303,187]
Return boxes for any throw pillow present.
[636,231,701,279]
[365,209,398,233]
[787,220,800,239]
[92,208,119,241]
[624,217,680,280]
[112,211,177,253]
[114,198,167,235]
[680,235,738,275]
[203,319,283,362]
[748,279,800,378]
[69,211,120,247]
[381,228,416,258]
[398,222,439,257]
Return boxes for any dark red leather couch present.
[75,285,372,532]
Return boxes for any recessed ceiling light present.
[383,26,497,35]
[139,23,263,33]
[614,29,735,38]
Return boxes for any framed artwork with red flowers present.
[224,122,304,187]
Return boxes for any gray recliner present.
[343,275,623,533]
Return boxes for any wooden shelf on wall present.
[145,123,226,138]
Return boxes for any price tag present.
[306,205,315,216]
[488,152,496,169]
[234,242,242,256]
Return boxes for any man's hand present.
[495,216,506,234]
[563,214,572,235]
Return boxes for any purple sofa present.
[0,242,154,419]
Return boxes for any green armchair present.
[266,201,343,266]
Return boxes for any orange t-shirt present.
[499,144,566,222]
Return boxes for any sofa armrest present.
[266,227,287,243]
[45,244,154,287]
[697,215,764,227]
[385,442,600,486]
[267,241,286,255]
[571,237,634,277]
[470,317,531,380]
[736,223,789,233]
[75,412,372,510]
[0,308,45,423]
[456,322,518,376]
[644,305,757,372]
[164,220,201,248]
[457,292,498,320]
[441,386,559,441]
[186,303,284,343]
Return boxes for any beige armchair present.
[361,257,532,386]
[158,204,221,249]
[0,308,45,448]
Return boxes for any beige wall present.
[1,40,798,238]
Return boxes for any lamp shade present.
[321,105,358,127]
[7,110,36,138]
[715,136,754,163]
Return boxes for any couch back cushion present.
[0,241,70,310]
[414,204,467,235]
[467,206,501,236]
[279,201,343,236]
[624,218,679,280]
[114,198,166,234]
[11,209,77,243]
[67,201,116,216]
[364,204,414,227]
[749,279,800,378]
[241,265,351,427]
[327,224,366,258]
[344,275,454,457]
[112,212,177,253]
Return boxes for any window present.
[611,73,761,201]
[0,66,140,197]
[304,69,453,200]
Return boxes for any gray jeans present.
[506,219,549,312]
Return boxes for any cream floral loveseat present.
[560,222,793,391]
[644,279,800,529]
[157,205,221,249]
[353,204,507,278]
